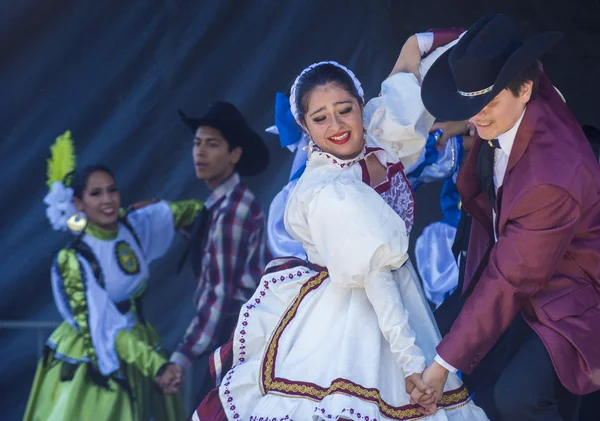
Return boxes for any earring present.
[67,213,87,232]
[303,139,316,160]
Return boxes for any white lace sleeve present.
[364,37,461,173]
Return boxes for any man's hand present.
[390,35,423,83]
[430,120,470,151]
[421,361,449,404]
[156,363,185,394]
[405,372,437,415]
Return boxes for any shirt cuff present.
[170,350,192,370]
[434,354,458,373]
[415,32,434,56]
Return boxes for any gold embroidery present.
[260,271,471,420]
[262,272,328,387]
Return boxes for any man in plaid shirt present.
[171,102,271,399]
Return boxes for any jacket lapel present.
[506,101,540,176]
[457,100,541,295]
[496,101,540,234]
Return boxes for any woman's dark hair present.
[294,63,363,125]
[67,164,116,199]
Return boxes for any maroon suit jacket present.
[429,37,600,394]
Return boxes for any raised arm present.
[389,28,465,82]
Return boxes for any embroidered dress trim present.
[242,271,473,420]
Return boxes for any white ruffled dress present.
[217,41,487,420]
[218,150,486,421]
[220,142,487,421]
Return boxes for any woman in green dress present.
[24,134,202,421]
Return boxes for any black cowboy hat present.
[179,101,269,176]
[421,14,563,121]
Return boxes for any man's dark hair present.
[506,60,542,101]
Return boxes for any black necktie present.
[476,139,500,208]
[177,206,213,276]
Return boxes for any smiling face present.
[302,83,365,159]
[73,170,121,230]
[470,82,532,140]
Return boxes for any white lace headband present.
[289,61,364,126]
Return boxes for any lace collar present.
[310,146,366,169]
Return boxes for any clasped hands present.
[155,363,185,394]
[405,361,449,415]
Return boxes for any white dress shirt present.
[494,110,526,199]
[434,109,526,373]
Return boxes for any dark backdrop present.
[2,1,598,419]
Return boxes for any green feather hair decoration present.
[46,130,76,190]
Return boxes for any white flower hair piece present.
[44,181,78,231]
[289,61,364,126]
[44,130,78,232]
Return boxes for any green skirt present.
[23,322,186,421]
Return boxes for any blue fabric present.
[267,180,306,259]
[415,221,459,308]
[439,137,463,227]
[414,134,464,307]
[289,163,306,182]
[408,130,441,182]
[408,131,462,191]
[274,92,304,149]
[440,177,461,227]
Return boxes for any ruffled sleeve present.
[52,248,166,377]
[364,37,461,173]
[364,72,433,172]
[126,200,202,262]
[301,178,408,285]
[286,178,426,376]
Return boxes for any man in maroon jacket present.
[416,14,600,421]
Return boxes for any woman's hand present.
[155,363,184,394]
[421,361,449,406]
[405,372,438,415]
[389,35,423,83]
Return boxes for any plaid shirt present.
[171,173,271,368]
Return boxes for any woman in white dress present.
[194,51,488,421]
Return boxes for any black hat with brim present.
[179,101,269,177]
[421,14,562,121]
